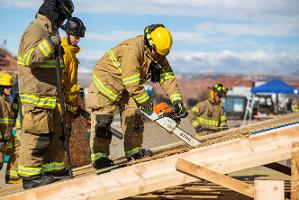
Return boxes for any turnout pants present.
[18,104,65,178]
[6,132,21,183]
[89,91,145,163]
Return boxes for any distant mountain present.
[0,48,17,74]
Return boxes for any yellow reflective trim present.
[91,152,108,162]
[23,48,34,66]
[292,105,299,112]
[160,72,175,84]
[6,170,19,178]
[38,59,64,69]
[192,120,200,128]
[125,147,142,158]
[17,56,25,66]
[195,117,219,127]
[135,92,150,104]
[18,165,42,176]
[66,104,77,113]
[0,118,15,125]
[92,73,120,102]
[42,162,65,172]
[38,41,49,57]
[107,50,121,72]
[169,93,182,103]
[38,39,53,58]
[220,115,227,122]
[191,107,200,114]
[20,94,57,109]
[43,40,53,55]
[122,73,141,86]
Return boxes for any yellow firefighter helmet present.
[209,83,228,100]
[144,24,173,56]
[0,73,13,87]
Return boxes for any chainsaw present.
[140,109,200,147]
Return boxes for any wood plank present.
[263,162,291,176]
[291,141,299,200]
[1,123,299,200]
[254,180,284,200]
[175,158,254,197]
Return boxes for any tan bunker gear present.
[189,84,229,139]
[17,14,65,179]
[87,35,183,166]
[0,95,17,168]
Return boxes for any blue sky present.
[0,0,299,75]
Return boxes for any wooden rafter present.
[263,162,291,176]
[175,158,254,197]
[291,141,299,200]
[1,123,299,200]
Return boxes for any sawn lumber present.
[1,117,298,200]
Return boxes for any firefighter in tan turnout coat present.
[0,73,19,183]
[17,0,74,189]
[87,24,187,169]
[189,83,229,139]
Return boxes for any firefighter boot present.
[127,148,153,161]
[50,167,73,180]
[22,174,56,189]
[92,157,114,169]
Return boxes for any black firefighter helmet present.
[61,17,86,37]
[38,0,74,29]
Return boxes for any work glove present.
[49,34,61,49]
[173,101,188,119]
[2,140,14,155]
[140,99,153,115]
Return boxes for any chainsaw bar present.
[141,110,200,147]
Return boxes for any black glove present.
[49,34,61,49]
[140,99,153,115]
[173,101,188,118]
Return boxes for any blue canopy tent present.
[251,79,297,94]
[243,79,298,124]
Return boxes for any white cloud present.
[197,19,299,37]
[76,48,299,75]
[2,0,298,20]
[168,50,299,74]
[0,0,40,9]
[1,0,298,38]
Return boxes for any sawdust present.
[131,112,299,165]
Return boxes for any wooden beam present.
[263,162,291,176]
[1,123,299,200]
[175,158,254,197]
[291,141,299,200]
[254,180,284,200]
